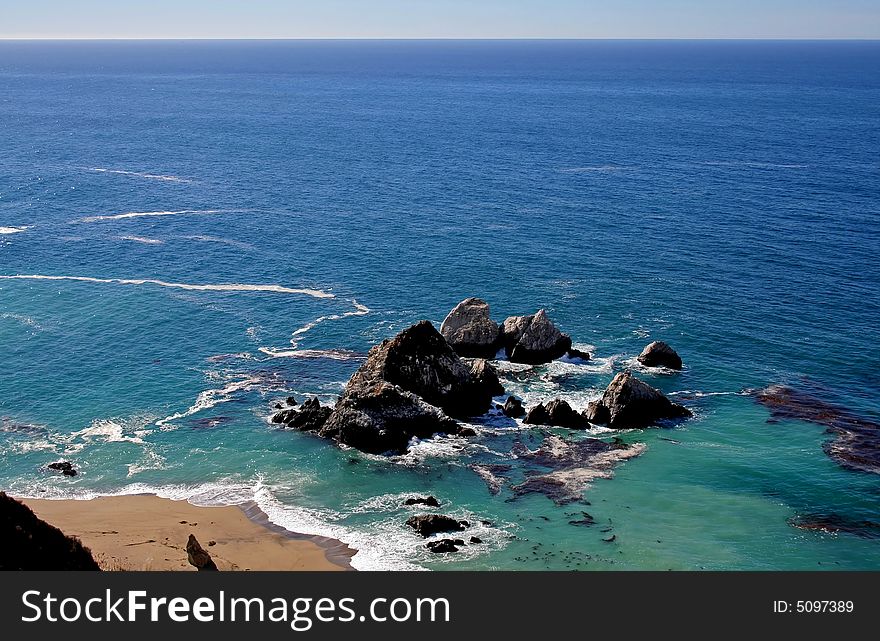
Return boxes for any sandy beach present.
[20,495,354,571]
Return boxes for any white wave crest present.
[156,375,262,428]
[88,168,192,183]
[119,235,163,245]
[0,274,335,299]
[0,226,29,234]
[79,209,222,223]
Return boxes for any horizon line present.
[1,36,879,42]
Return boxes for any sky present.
[1,0,878,39]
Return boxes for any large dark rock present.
[320,382,460,454]
[468,358,504,398]
[584,371,691,429]
[404,496,440,508]
[637,341,683,370]
[753,384,880,475]
[47,461,77,477]
[186,534,218,571]
[523,399,589,428]
[426,538,464,553]
[0,492,100,570]
[500,310,572,364]
[272,397,332,432]
[346,320,498,418]
[440,298,501,358]
[502,396,525,418]
[406,514,469,537]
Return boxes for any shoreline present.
[18,494,356,571]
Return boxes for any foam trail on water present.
[0,274,335,299]
[88,168,192,183]
[0,226,29,234]
[156,376,263,427]
[119,235,163,245]
[79,209,223,223]
[259,299,371,355]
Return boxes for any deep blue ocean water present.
[1,40,878,570]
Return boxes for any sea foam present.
[79,209,223,223]
[88,168,193,183]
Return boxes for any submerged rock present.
[320,382,459,454]
[440,298,501,358]
[510,435,646,504]
[0,492,100,570]
[786,513,880,539]
[500,310,572,364]
[406,514,469,537]
[186,534,218,571]
[502,396,525,418]
[753,384,880,475]
[404,496,441,508]
[47,461,77,477]
[637,341,683,370]
[585,371,691,429]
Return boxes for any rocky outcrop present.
[469,358,504,399]
[440,298,501,358]
[585,371,691,429]
[406,514,469,537]
[501,310,572,364]
[186,534,218,571]
[753,384,880,475]
[346,321,499,418]
[0,492,100,570]
[320,382,460,454]
[426,538,465,553]
[405,496,440,507]
[565,348,592,362]
[502,396,525,418]
[47,461,77,477]
[272,397,332,432]
[523,399,589,428]
[637,341,683,370]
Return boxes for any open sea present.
[1,40,879,570]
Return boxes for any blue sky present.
[1,0,878,39]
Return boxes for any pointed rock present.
[186,534,218,571]
[584,371,691,429]
[440,298,501,358]
[637,341,683,370]
[501,310,572,364]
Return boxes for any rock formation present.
[186,534,218,571]
[500,310,572,364]
[406,514,469,537]
[0,492,100,570]
[272,397,332,432]
[524,399,590,428]
[502,396,525,418]
[440,298,501,358]
[585,371,691,429]
[47,461,77,477]
[637,341,683,370]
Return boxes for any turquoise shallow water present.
[1,40,879,570]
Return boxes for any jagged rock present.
[565,348,592,362]
[545,399,591,428]
[0,492,100,570]
[469,536,483,544]
[584,371,691,429]
[320,382,459,454]
[523,399,589,428]
[186,534,218,571]
[469,358,504,398]
[345,321,496,418]
[426,539,462,553]
[47,461,77,477]
[440,298,501,358]
[273,397,332,432]
[502,396,525,418]
[500,310,572,364]
[406,514,469,537]
[524,403,550,425]
[286,396,298,406]
[637,341,683,370]
[405,496,441,508]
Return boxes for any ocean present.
[1,40,878,570]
